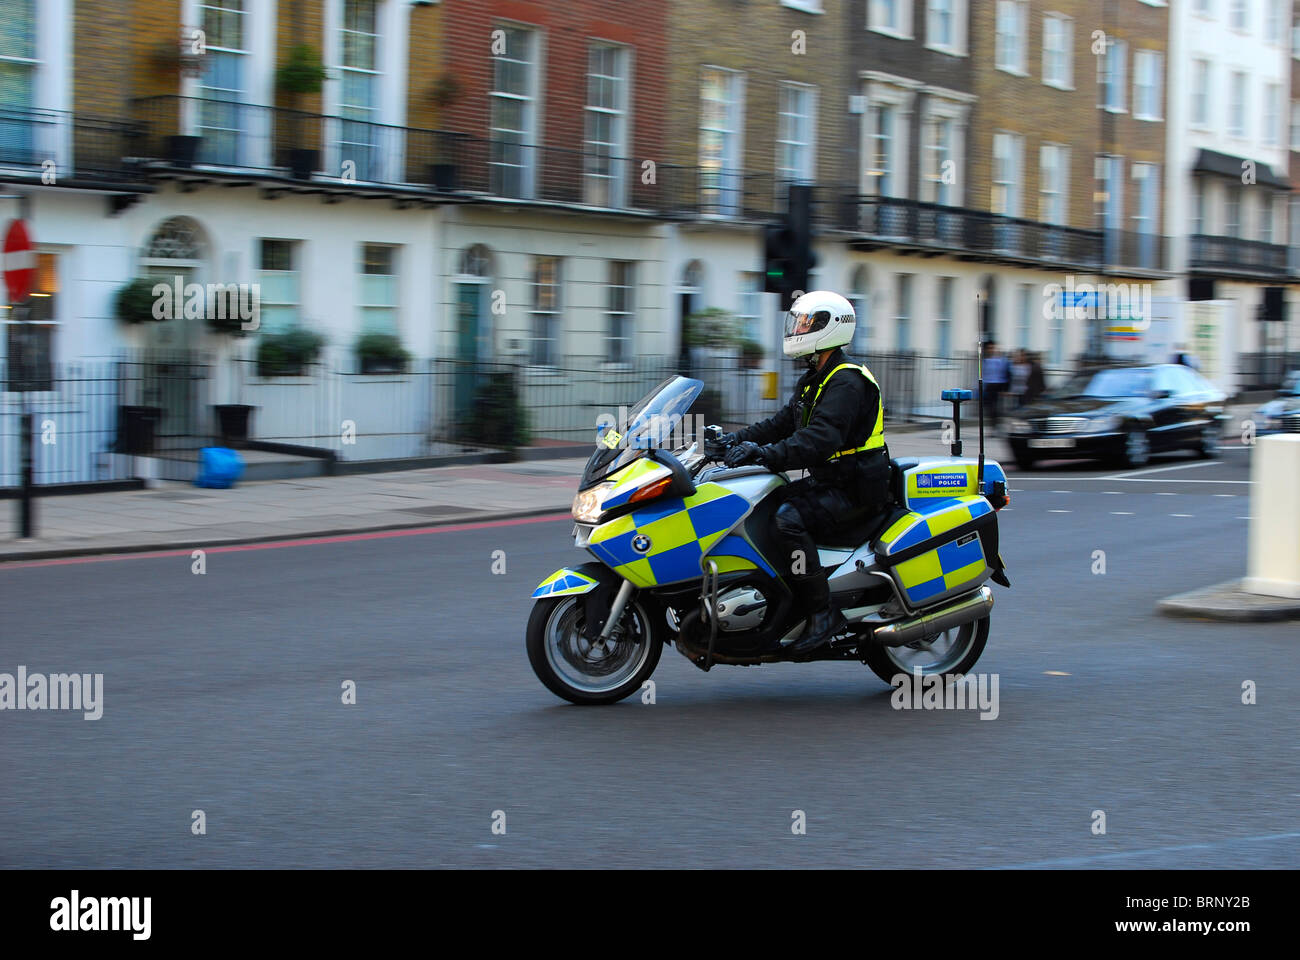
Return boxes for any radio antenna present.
[976,296,986,489]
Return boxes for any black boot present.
[788,571,846,658]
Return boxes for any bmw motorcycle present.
[526,376,1011,705]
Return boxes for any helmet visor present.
[785,308,832,338]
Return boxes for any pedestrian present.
[1010,349,1030,408]
[983,339,1009,428]
[1025,352,1046,404]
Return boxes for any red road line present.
[0,512,573,570]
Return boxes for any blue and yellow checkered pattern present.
[876,495,993,606]
[531,568,600,598]
[586,482,752,588]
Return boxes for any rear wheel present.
[527,595,662,705]
[861,616,990,687]
[1121,428,1150,468]
[1198,421,1221,458]
[1012,449,1037,471]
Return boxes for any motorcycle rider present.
[709,290,890,656]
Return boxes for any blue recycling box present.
[195,447,244,489]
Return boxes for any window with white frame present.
[849,265,870,352]
[0,0,38,167]
[700,67,744,215]
[1098,37,1127,111]
[996,1,1028,74]
[1291,101,1300,149]
[197,1,248,165]
[1049,299,1064,364]
[1225,185,1242,237]
[1039,143,1068,225]
[921,113,955,204]
[1132,50,1162,120]
[1264,82,1281,145]
[1190,179,1205,234]
[1131,162,1159,235]
[585,44,628,208]
[1230,0,1248,32]
[1267,0,1285,42]
[1096,154,1124,230]
[869,0,912,37]
[257,239,300,334]
[606,261,635,363]
[339,0,382,181]
[359,244,398,335]
[490,24,538,199]
[529,255,562,365]
[736,271,762,344]
[927,0,965,54]
[1191,59,1211,128]
[3,251,58,375]
[1016,283,1033,350]
[1259,194,1275,243]
[1229,71,1247,137]
[895,273,913,351]
[868,103,898,196]
[935,277,954,359]
[776,82,816,184]
[863,83,914,198]
[1294,13,1300,58]
[1193,0,1212,14]
[1042,14,1073,89]
[991,132,1022,217]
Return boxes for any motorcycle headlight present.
[572,482,615,523]
[1080,415,1119,434]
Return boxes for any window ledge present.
[780,0,825,13]
[996,65,1030,78]
[868,26,913,41]
[1133,114,1164,123]
[925,43,968,58]
[1043,80,1074,92]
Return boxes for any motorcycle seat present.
[817,503,900,551]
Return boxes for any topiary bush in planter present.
[355,332,410,374]
[255,327,326,376]
[115,278,165,325]
[465,369,531,450]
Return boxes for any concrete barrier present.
[1243,434,1300,600]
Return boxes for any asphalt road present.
[2,441,1297,869]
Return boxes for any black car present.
[1005,364,1228,470]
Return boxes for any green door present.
[453,283,483,436]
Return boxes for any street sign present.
[4,218,35,304]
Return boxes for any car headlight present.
[572,482,615,523]
[1007,418,1031,434]
[1080,416,1120,434]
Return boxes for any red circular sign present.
[4,219,36,305]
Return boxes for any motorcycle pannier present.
[872,495,997,610]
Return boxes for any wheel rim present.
[882,621,977,676]
[1126,430,1149,465]
[1201,425,1219,454]
[543,597,652,695]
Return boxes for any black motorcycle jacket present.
[733,348,888,498]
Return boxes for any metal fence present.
[1237,351,1300,390]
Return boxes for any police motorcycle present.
[526,378,1012,705]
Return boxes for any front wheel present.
[861,615,990,687]
[527,594,663,705]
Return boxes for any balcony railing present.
[1188,233,1290,279]
[0,106,138,182]
[841,196,1104,268]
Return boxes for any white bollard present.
[1243,434,1300,599]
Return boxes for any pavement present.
[2,448,1297,869]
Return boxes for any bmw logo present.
[632,534,652,554]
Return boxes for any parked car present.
[1251,371,1300,435]
[1005,364,1228,470]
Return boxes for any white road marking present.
[1237,516,1252,520]
[1170,514,1194,518]
[1048,509,1071,513]
[1214,493,1236,498]
[1110,511,1135,515]
[1103,491,1123,495]
[1156,492,1177,496]
[1051,489,1071,494]
[1102,460,1221,480]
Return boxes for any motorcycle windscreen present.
[581,376,703,488]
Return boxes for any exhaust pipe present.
[871,587,994,647]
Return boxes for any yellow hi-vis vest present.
[799,362,886,461]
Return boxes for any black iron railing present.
[0,106,140,182]
[1189,234,1290,278]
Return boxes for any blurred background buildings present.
[1,0,1297,482]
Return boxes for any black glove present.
[724,441,767,469]
[704,429,737,459]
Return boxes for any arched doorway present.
[452,244,495,426]
[139,216,209,354]
[677,259,704,374]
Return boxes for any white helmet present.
[783,290,855,359]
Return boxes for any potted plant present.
[685,306,744,351]
[256,326,326,376]
[464,369,531,453]
[115,278,166,325]
[739,338,764,370]
[355,331,410,374]
[276,44,329,179]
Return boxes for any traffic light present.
[762,185,818,311]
